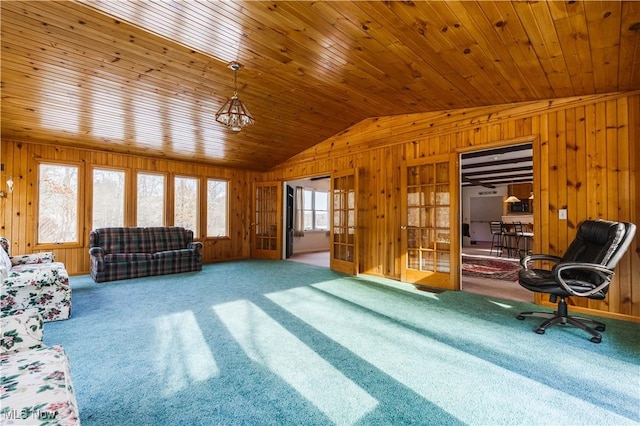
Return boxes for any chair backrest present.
[561,220,634,269]
[490,221,502,234]
[512,222,523,234]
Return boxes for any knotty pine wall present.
[1,92,638,320]
[263,92,640,320]
[0,142,258,272]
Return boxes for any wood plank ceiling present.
[2,1,639,171]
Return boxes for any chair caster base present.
[516,309,605,343]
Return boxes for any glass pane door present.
[330,169,359,275]
[401,156,458,289]
[252,182,281,259]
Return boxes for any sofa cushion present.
[152,249,195,261]
[0,345,80,424]
[92,227,151,254]
[147,227,192,252]
[104,253,153,263]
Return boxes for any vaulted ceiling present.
[2,1,639,171]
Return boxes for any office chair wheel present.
[516,315,525,320]
[595,325,606,332]
[590,336,602,344]
[535,328,545,335]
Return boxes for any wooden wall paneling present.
[265,92,638,321]
[574,106,588,239]
[556,109,569,257]
[615,97,633,315]
[630,95,640,318]
[547,110,560,258]
[1,140,253,275]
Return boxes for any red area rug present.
[461,255,522,282]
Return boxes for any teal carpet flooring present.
[44,260,640,425]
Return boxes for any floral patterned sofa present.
[0,312,80,425]
[0,238,71,322]
[89,226,203,283]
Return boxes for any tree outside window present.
[175,176,199,236]
[92,168,125,229]
[207,179,228,237]
[137,173,165,227]
[38,163,79,243]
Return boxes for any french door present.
[251,182,282,259]
[400,155,459,289]
[330,169,360,275]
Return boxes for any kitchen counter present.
[502,214,533,225]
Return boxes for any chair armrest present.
[520,254,562,269]
[553,262,615,297]
[188,241,203,251]
[2,266,63,289]
[0,312,44,353]
[9,252,55,266]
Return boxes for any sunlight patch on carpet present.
[154,311,219,396]
[266,285,634,425]
[213,300,378,425]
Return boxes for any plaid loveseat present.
[88,227,203,283]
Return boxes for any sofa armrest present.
[188,241,203,251]
[9,252,56,266]
[0,312,44,353]
[89,247,105,272]
[2,266,65,289]
[89,247,105,257]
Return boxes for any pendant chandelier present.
[215,62,254,132]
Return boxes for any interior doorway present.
[282,176,331,267]
[459,142,534,302]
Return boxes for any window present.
[38,163,79,244]
[137,172,165,227]
[174,176,199,236]
[303,189,328,231]
[206,179,228,237]
[92,168,125,229]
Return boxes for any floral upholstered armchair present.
[0,312,80,424]
[0,237,71,322]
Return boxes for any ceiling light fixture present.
[215,62,254,132]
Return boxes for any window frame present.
[90,166,129,230]
[35,160,84,249]
[173,174,200,238]
[135,171,167,227]
[303,188,329,232]
[205,178,229,239]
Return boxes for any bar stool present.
[489,221,504,256]
[502,222,520,258]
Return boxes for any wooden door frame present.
[456,136,537,294]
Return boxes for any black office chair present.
[516,219,636,343]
